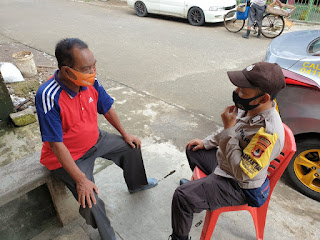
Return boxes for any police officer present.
[169,62,286,240]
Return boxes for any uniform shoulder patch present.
[240,127,279,179]
[251,115,262,124]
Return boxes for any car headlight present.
[209,6,224,11]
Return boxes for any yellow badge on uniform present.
[240,127,279,179]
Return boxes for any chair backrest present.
[267,123,296,192]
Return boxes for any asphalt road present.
[1,0,319,121]
[1,1,320,239]
[0,0,286,121]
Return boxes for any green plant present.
[299,10,308,20]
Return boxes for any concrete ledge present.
[0,151,49,206]
[47,176,79,226]
[0,151,79,226]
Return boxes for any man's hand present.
[186,139,205,151]
[124,134,141,148]
[76,177,99,208]
[104,107,141,148]
[221,105,238,129]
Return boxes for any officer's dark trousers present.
[171,147,247,238]
[52,131,148,240]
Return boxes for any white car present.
[127,0,237,26]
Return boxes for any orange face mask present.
[64,67,96,87]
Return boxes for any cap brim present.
[227,71,254,88]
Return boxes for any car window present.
[308,38,320,56]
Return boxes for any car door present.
[143,0,160,14]
[160,0,185,17]
[289,37,320,87]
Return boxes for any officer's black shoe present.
[257,29,262,38]
[168,233,191,240]
[179,178,190,185]
[242,30,250,39]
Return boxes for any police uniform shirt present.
[202,102,285,189]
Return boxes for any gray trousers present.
[171,147,247,238]
[51,131,148,240]
[248,3,266,28]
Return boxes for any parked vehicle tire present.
[286,137,320,201]
[261,14,285,38]
[135,1,148,17]
[187,7,205,26]
[224,10,245,33]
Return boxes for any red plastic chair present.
[191,123,296,240]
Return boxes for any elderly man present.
[35,38,157,240]
[169,62,286,240]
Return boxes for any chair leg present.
[248,204,269,240]
[200,210,221,240]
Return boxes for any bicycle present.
[223,8,285,39]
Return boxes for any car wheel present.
[135,1,148,17]
[187,7,205,26]
[287,137,320,201]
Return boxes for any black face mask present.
[232,91,264,111]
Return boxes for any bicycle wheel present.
[261,14,285,38]
[224,10,245,33]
